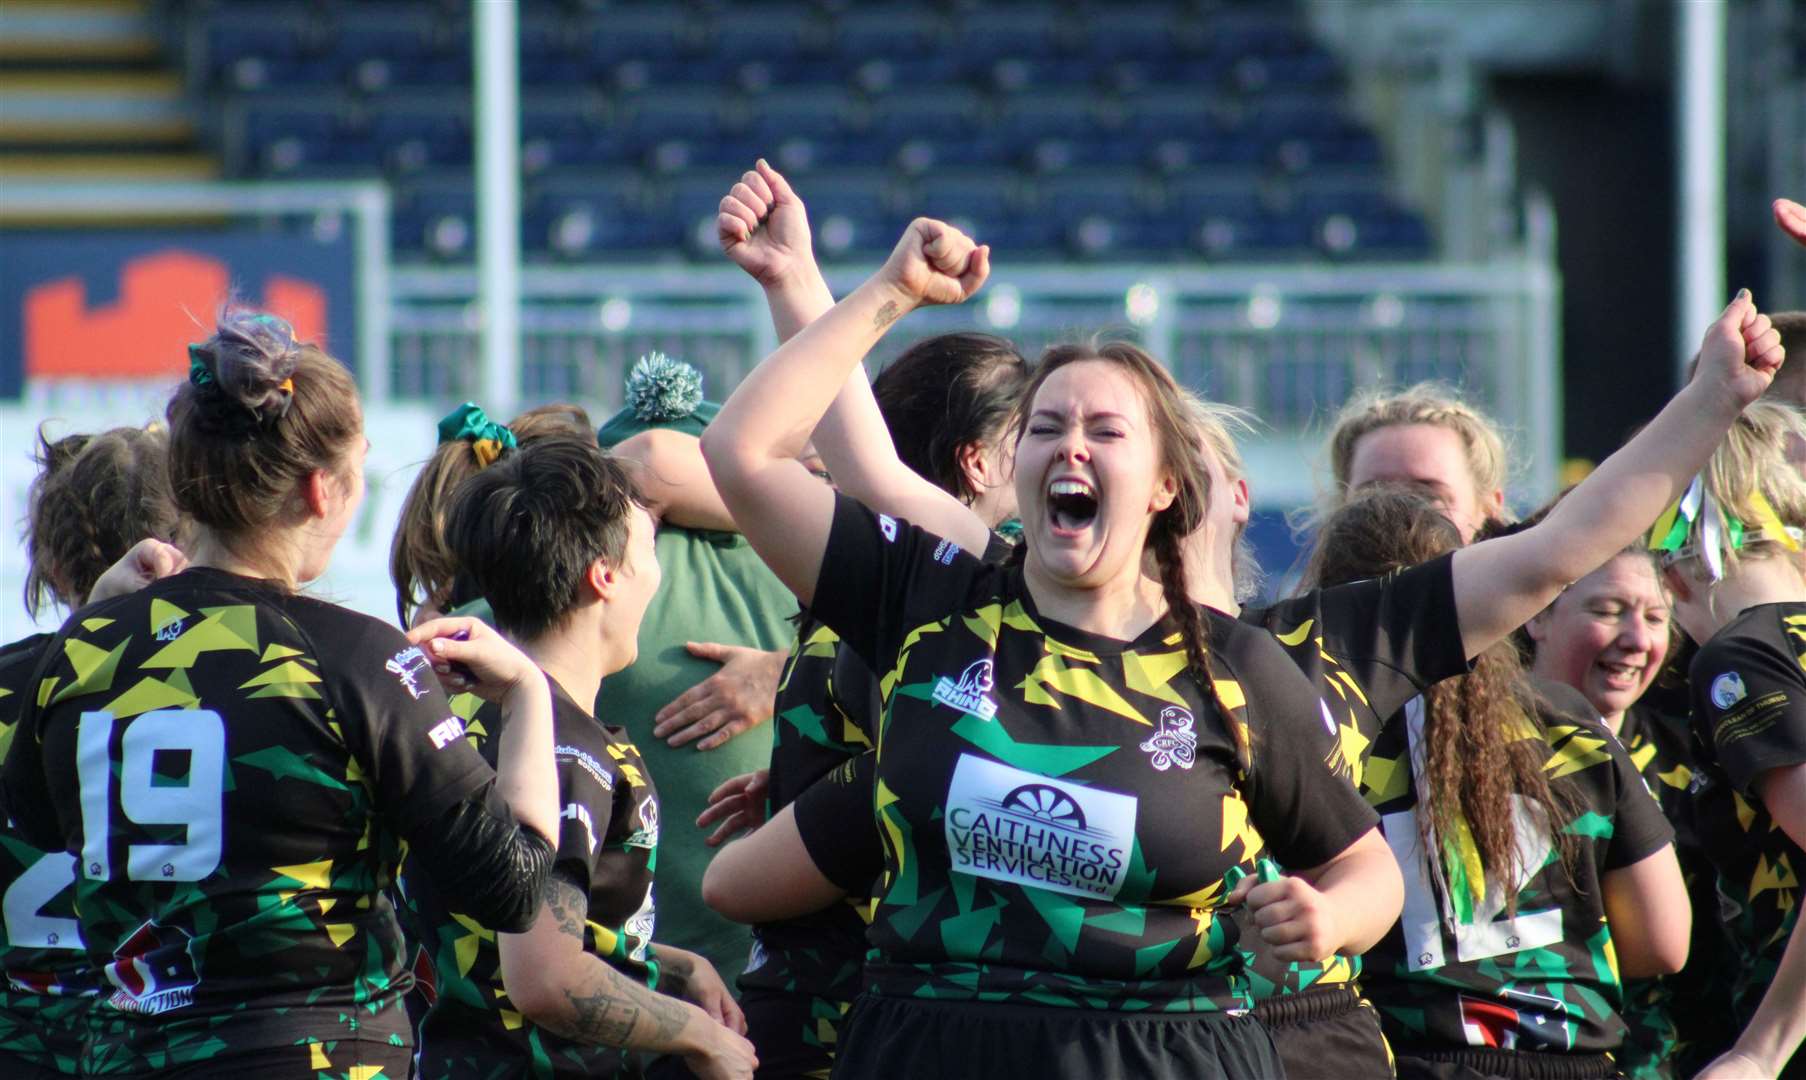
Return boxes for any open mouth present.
[1047,478,1099,533]
[1596,661,1643,690]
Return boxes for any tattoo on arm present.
[873,300,900,330]
[547,874,588,941]
[528,876,695,1050]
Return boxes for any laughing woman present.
[699,219,1403,1079]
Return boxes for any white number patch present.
[78,709,227,882]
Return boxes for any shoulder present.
[1208,608,1311,687]
[1526,677,1601,726]
[0,632,54,681]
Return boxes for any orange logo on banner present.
[24,250,328,379]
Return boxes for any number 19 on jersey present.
[77,709,227,882]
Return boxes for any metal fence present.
[390,256,1561,505]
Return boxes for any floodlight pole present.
[1675,0,1726,386]
[475,0,521,418]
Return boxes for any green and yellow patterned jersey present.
[1686,602,1806,1043]
[1361,680,1674,1056]
[1,631,94,1075]
[1614,703,1737,1078]
[1237,553,1469,999]
[0,568,495,1075]
[793,497,1375,1012]
[736,614,875,1062]
[404,676,660,1078]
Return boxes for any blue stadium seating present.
[178,0,1431,263]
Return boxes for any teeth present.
[1049,479,1095,498]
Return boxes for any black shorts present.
[142,1038,414,1079]
[740,986,850,1080]
[1393,1046,1619,1080]
[1252,983,1394,1079]
[831,993,1282,1080]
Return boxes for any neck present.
[1598,708,1625,736]
[189,530,301,588]
[1024,558,1168,640]
[521,627,606,717]
[1686,555,1806,639]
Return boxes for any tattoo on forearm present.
[873,300,900,329]
[533,879,693,1050]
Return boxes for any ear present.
[585,556,615,603]
[1484,486,1507,523]
[300,470,332,520]
[1149,470,1178,514]
[1230,477,1250,525]
[956,439,992,495]
[1525,605,1552,642]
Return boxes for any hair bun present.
[624,351,704,422]
[192,310,300,431]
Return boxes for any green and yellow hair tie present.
[437,402,517,467]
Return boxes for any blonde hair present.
[1675,401,1806,576]
[1326,382,1511,517]
[1178,389,1264,603]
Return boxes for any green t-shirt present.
[595,528,797,983]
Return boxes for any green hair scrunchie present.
[437,402,518,467]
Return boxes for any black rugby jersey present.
[1237,555,1470,998]
[796,496,1376,1011]
[742,532,1012,1017]
[1360,680,1674,1056]
[1614,703,1734,1078]
[1686,602,1806,1033]
[405,676,660,1078]
[0,567,494,1074]
[0,631,94,1074]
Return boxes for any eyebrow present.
[1028,409,1133,423]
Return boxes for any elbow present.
[1645,928,1690,977]
[701,855,755,924]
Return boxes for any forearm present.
[762,265,835,343]
[811,363,994,554]
[1454,379,1746,653]
[650,941,701,1000]
[507,938,709,1055]
[704,277,912,472]
[1311,839,1404,955]
[493,677,559,841]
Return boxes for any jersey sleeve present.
[810,494,988,674]
[1271,553,1470,720]
[317,612,496,837]
[793,751,883,894]
[551,735,619,892]
[1220,621,1380,869]
[1602,735,1677,870]
[1690,623,1806,796]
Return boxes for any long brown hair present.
[1008,342,1232,750]
[1303,486,1578,910]
[389,403,594,624]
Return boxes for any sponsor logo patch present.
[944,754,1138,900]
[625,795,659,849]
[386,646,433,700]
[932,659,999,721]
[556,745,614,792]
[1139,705,1197,771]
[877,514,899,543]
[104,921,199,1016]
[154,619,184,642]
[932,537,960,565]
[427,716,466,749]
[1710,672,1747,710]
